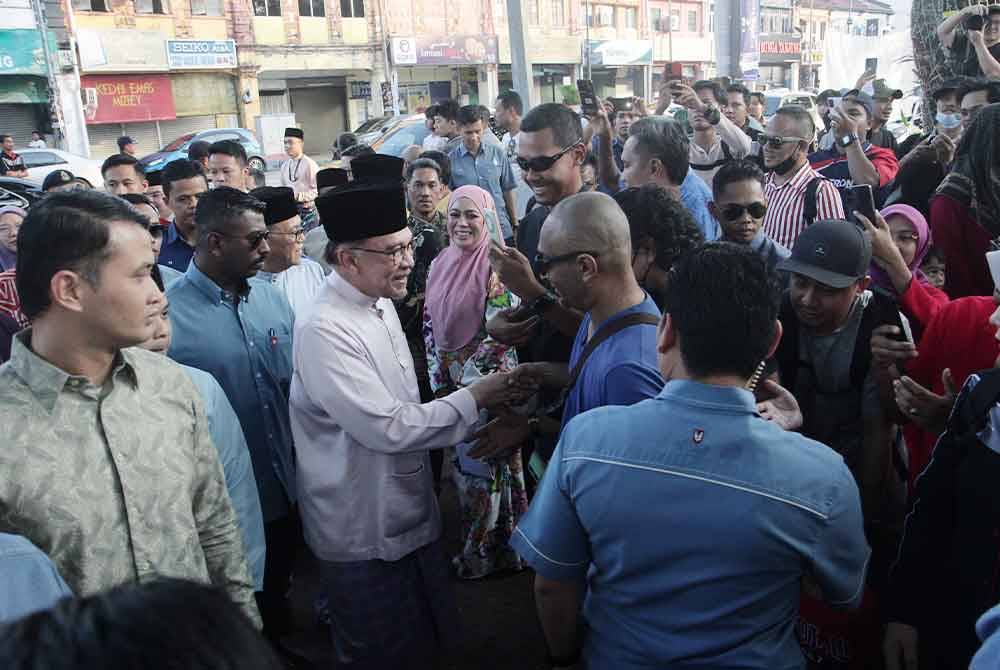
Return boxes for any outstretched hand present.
[756,379,803,431]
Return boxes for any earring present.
[746,359,766,392]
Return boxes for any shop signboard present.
[739,0,762,80]
[166,40,237,69]
[585,40,653,66]
[349,80,371,99]
[78,29,169,73]
[81,74,176,124]
[0,30,56,76]
[759,34,801,63]
[391,35,499,66]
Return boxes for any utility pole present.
[585,0,591,79]
[506,0,535,108]
[30,0,65,149]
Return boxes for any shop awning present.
[0,76,47,104]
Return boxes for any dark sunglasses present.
[758,134,807,149]
[516,140,582,173]
[216,229,271,250]
[720,202,767,221]
[534,249,602,274]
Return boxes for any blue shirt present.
[167,261,296,523]
[562,294,663,431]
[681,172,720,241]
[449,141,517,239]
[974,602,1000,669]
[0,533,72,622]
[158,222,195,272]
[182,364,267,591]
[749,229,792,275]
[512,380,869,670]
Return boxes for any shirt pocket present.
[383,460,432,538]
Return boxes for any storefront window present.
[73,0,108,10]
[339,0,363,17]
[551,0,564,25]
[253,0,281,16]
[299,0,324,16]
[135,0,169,14]
[527,0,540,24]
[687,10,697,31]
[190,0,222,15]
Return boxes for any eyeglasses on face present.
[759,134,808,149]
[516,140,583,173]
[720,202,767,221]
[534,249,602,274]
[349,241,415,266]
[269,226,306,240]
[215,229,270,250]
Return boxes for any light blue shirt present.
[512,380,869,670]
[449,140,517,239]
[974,602,1000,668]
[0,533,72,622]
[167,260,296,523]
[158,264,182,287]
[680,171,720,241]
[182,364,266,591]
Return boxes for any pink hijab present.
[425,185,504,352]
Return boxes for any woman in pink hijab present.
[423,185,528,579]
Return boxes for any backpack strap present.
[565,313,661,393]
[691,141,735,172]
[721,140,732,161]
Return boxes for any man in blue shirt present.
[449,105,519,243]
[0,534,71,623]
[165,187,297,644]
[158,159,208,272]
[511,243,869,670]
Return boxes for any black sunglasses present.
[534,249,602,274]
[720,202,767,221]
[758,134,808,149]
[516,140,582,173]
[215,229,271,250]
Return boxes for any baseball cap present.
[42,169,74,191]
[776,220,872,288]
[842,89,876,118]
[0,204,27,219]
[871,79,903,101]
[117,136,136,149]
[817,89,841,103]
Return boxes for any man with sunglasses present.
[251,186,325,316]
[761,106,845,249]
[165,186,299,654]
[710,161,790,275]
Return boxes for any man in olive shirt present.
[0,191,258,625]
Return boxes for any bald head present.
[546,192,633,273]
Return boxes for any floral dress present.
[423,271,529,579]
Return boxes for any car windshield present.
[765,97,783,116]
[354,116,391,133]
[377,124,431,157]
[161,133,196,151]
[784,96,814,109]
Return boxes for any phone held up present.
[577,79,599,116]
[846,184,877,226]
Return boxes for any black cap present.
[317,167,349,190]
[317,181,407,244]
[42,169,75,191]
[932,77,966,101]
[284,127,304,140]
[842,89,875,118]
[145,169,163,187]
[776,220,872,288]
[250,186,299,225]
[117,136,136,149]
[349,154,404,181]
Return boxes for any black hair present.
[750,91,765,103]
[31,130,42,136]
[16,190,149,319]
[477,105,492,125]
[341,143,375,159]
[405,157,443,182]
[520,102,583,150]
[712,159,766,199]
[693,80,726,106]
[336,132,358,152]
[773,104,816,141]
[187,140,212,163]
[161,159,207,198]
[496,90,524,116]
[932,77,970,102]
[957,77,1000,105]
[419,150,452,183]
[0,134,11,143]
[424,105,439,119]
[435,99,460,122]
[194,186,266,243]
[249,168,266,189]
[726,84,751,106]
[0,578,282,670]
[582,152,599,170]
[613,184,703,272]
[922,245,946,265]
[457,105,483,127]
[664,242,780,378]
[208,139,247,166]
[101,153,145,178]
[627,116,690,186]
[119,192,155,210]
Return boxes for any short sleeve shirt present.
[449,141,517,238]
[948,31,1000,77]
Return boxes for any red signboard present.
[760,39,802,55]
[81,74,176,125]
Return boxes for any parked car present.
[19,149,104,190]
[139,128,266,173]
[352,115,396,147]
[370,114,432,157]
[763,89,823,138]
[0,177,44,208]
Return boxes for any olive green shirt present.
[0,330,259,625]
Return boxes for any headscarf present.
[870,204,932,294]
[424,185,503,352]
[936,103,1000,238]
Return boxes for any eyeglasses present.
[350,241,415,266]
[516,140,582,173]
[534,249,602,274]
[215,229,270,250]
[269,226,306,240]
[759,134,808,149]
[720,202,767,221]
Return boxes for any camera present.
[965,13,985,30]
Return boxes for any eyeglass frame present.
[349,241,416,266]
[758,134,810,149]
[213,228,270,250]
[534,249,603,274]
[268,226,307,240]
[515,139,584,174]
[719,202,768,221]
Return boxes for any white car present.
[19,148,105,190]
[763,90,824,139]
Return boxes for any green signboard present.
[0,30,57,77]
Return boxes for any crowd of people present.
[2,56,1000,670]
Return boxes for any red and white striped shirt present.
[762,162,845,250]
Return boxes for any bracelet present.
[546,648,582,668]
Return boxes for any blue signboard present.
[166,40,237,70]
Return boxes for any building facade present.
[795,0,892,89]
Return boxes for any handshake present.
[466,362,567,411]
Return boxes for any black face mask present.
[772,147,803,176]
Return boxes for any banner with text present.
[166,40,237,69]
[739,0,761,80]
[391,35,499,66]
[81,74,176,124]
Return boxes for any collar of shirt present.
[749,230,768,252]
[409,211,443,230]
[657,378,757,413]
[457,142,485,158]
[163,221,189,247]
[328,269,381,311]
[765,161,815,191]
[183,260,251,305]
[9,329,138,413]
[2,151,18,160]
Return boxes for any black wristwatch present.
[527,290,558,315]
[839,133,859,148]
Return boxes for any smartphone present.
[848,184,877,224]
[828,96,842,109]
[864,57,878,75]
[577,79,598,116]
[484,209,505,247]
[899,315,915,346]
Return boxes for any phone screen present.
[848,184,877,224]
[865,57,878,75]
[577,79,598,116]
[484,210,505,247]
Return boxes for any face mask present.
[772,150,802,176]
[936,112,962,129]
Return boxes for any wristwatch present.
[839,133,859,148]
[527,290,558,316]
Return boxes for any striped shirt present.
[762,162,846,250]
